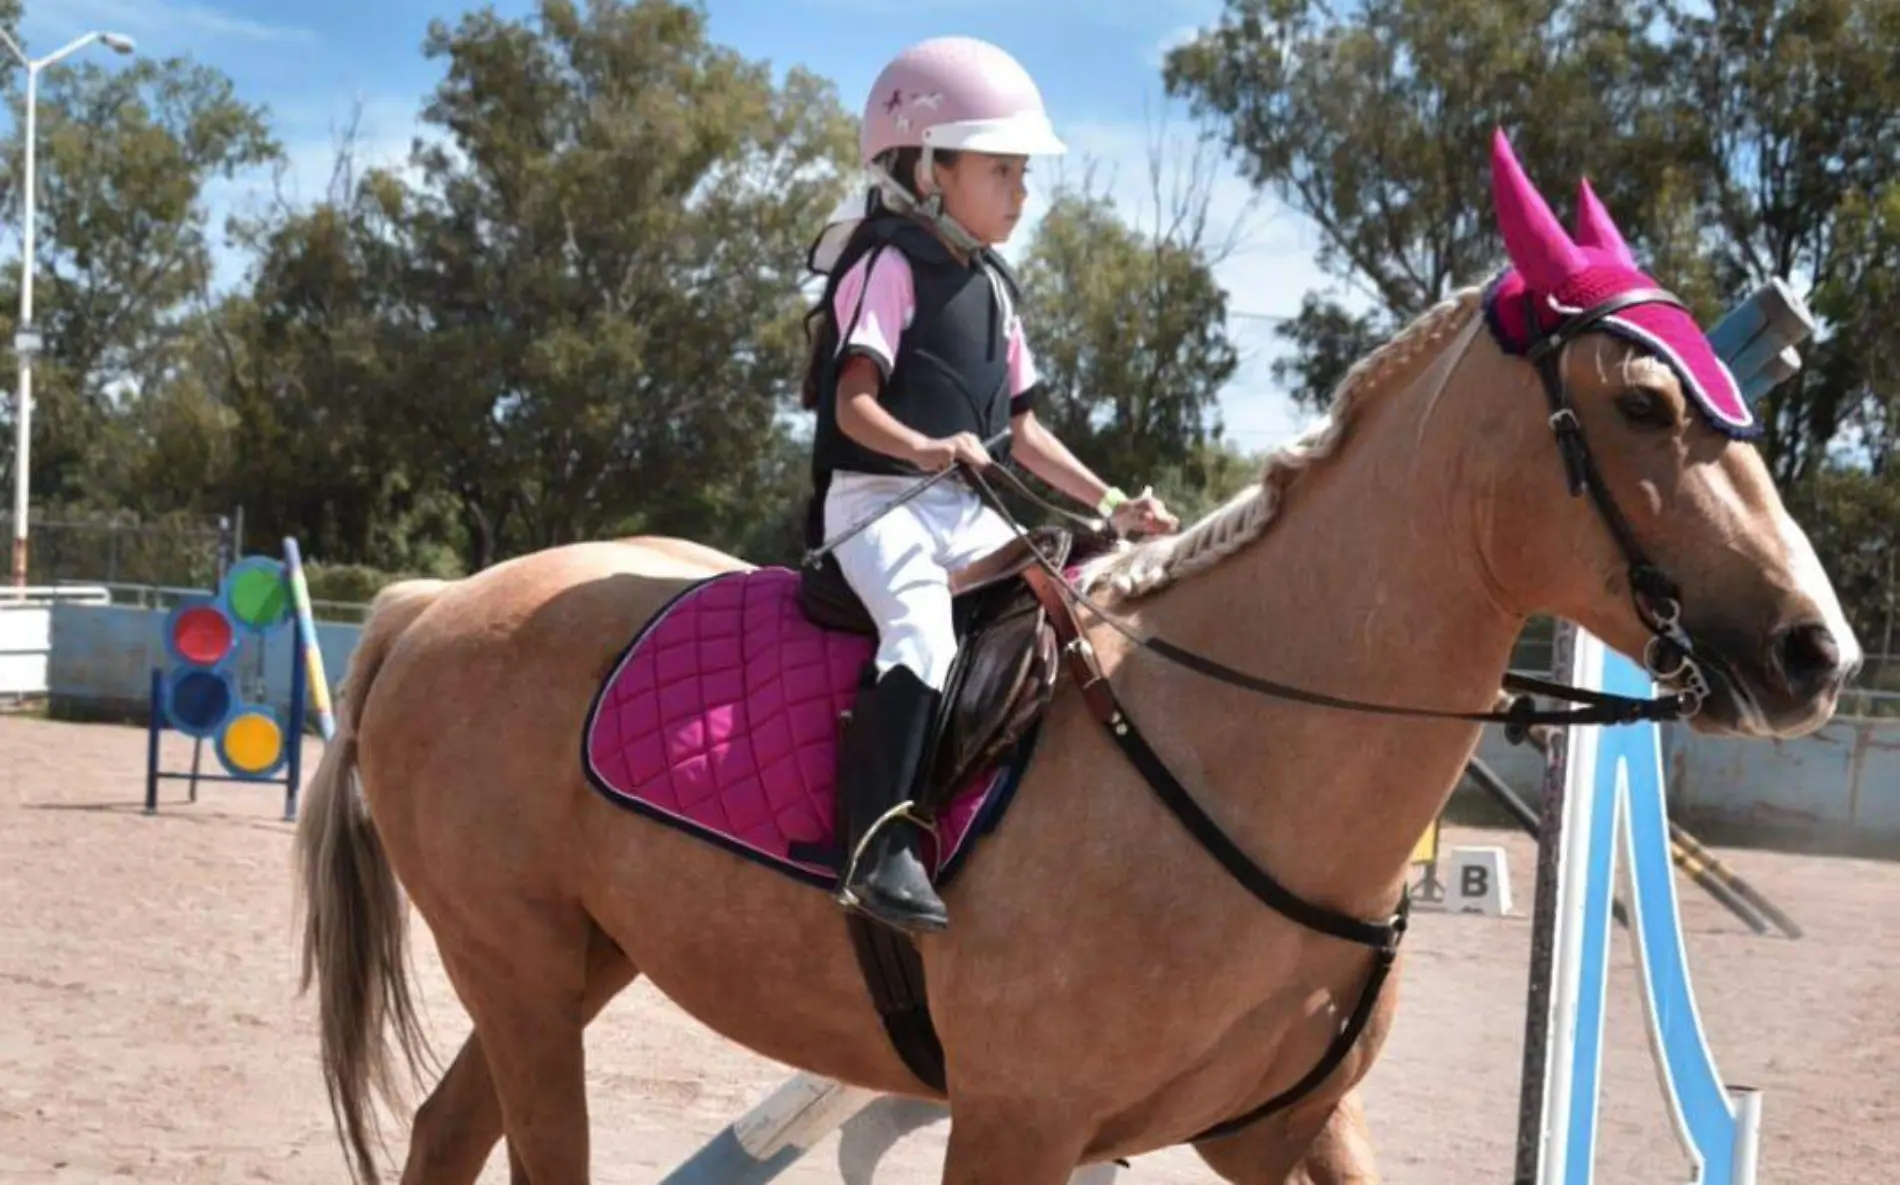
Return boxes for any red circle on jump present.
[172,605,235,666]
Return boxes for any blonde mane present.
[1077,287,1486,600]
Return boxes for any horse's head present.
[1464,131,1860,738]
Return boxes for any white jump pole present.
[661,1070,1122,1183]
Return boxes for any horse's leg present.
[1284,1090,1380,1185]
[939,1104,1090,1185]
[1193,1089,1381,1185]
[430,898,595,1185]
[402,925,638,1185]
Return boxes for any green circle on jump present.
[228,564,289,629]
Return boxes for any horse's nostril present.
[1773,622,1842,698]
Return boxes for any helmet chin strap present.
[867,149,987,256]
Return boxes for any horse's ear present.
[1490,128,1586,291]
[1573,177,1637,268]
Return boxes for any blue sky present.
[18,0,1349,450]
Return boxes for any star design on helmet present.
[894,114,912,132]
[909,91,944,109]
[883,88,904,114]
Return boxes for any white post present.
[0,28,136,587]
[729,1072,879,1161]
[10,60,36,588]
[1728,1086,1762,1185]
[666,1070,1125,1182]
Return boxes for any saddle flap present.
[931,590,1059,800]
[796,553,878,635]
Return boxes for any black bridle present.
[1518,286,1719,718]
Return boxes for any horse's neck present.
[1112,393,1523,921]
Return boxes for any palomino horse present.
[295,132,1861,1183]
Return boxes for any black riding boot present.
[834,663,949,934]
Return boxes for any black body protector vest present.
[804,211,1024,547]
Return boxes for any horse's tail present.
[293,577,449,1184]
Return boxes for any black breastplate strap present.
[1023,568,1410,1142]
[1103,701,1409,1141]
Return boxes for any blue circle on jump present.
[218,556,292,635]
[163,666,237,738]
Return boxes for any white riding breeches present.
[824,471,1022,692]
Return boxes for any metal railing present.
[0,583,111,606]
[44,578,368,622]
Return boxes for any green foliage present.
[1166,0,1899,646]
[0,50,277,511]
[1140,437,1267,526]
[300,561,449,610]
[379,0,857,569]
[139,0,856,575]
[1784,460,1899,662]
[1016,174,1240,488]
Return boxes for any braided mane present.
[1076,287,1485,600]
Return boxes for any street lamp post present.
[0,28,135,588]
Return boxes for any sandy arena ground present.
[1,715,1893,1183]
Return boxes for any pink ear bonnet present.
[1481,129,1757,438]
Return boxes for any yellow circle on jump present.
[223,712,283,772]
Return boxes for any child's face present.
[928,152,1029,245]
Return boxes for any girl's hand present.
[911,432,993,473]
[1111,489,1180,537]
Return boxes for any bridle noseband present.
[1520,286,1718,717]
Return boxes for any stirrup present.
[836,801,938,909]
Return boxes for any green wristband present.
[1096,486,1129,517]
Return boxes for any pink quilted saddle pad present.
[581,567,1034,890]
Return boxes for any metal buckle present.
[1644,634,1692,681]
[1644,595,1683,630]
[1674,681,1707,718]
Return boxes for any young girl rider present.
[802,35,1180,935]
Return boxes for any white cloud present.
[998,114,1364,453]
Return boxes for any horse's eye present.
[1616,387,1672,428]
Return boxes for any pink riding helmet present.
[859,36,1068,165]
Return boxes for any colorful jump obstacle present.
[657,1073,1122,1184]
[144,538,334,821]
[1514,622,1763,1185]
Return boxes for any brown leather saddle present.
[796,523,1109,811]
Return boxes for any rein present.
[963,459,1690,744]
